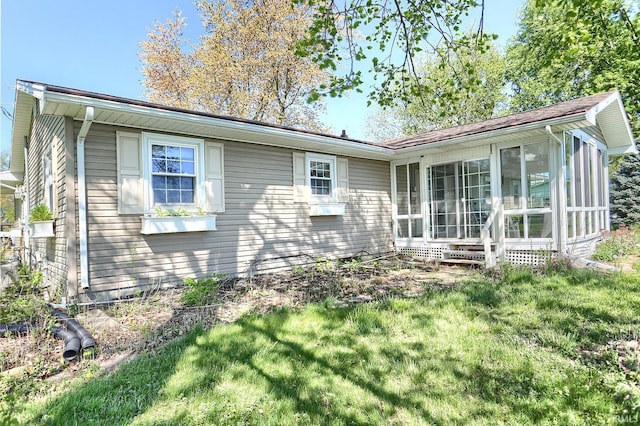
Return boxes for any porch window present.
[565,133,607,239]
[395,162,422,238]
[501,142,552,239]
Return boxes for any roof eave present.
[39,89,395,161]
[590,92,637,154]
[393,113,590,156]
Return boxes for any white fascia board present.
[595,93,636,151]
[608,145,638,155]
[393,113,589,156]
[41,90,395,161]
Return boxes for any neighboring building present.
[8,81,636,303]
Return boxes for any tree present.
[505,0,640,132]
[364,40,507,140]
[295,0,495,110]
[139,0,331,131]
[610,153,640,226]
[400,41,507,134]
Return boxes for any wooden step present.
[443,250,486,259]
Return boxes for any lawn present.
[5,265,640,425]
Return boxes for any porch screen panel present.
[409,163,423,237]
[431,163,460,239]
[463,159,490,238]
[396,165,408,237]
[502,142,552,240]
[525,143,550,208]
[501,147,522,209]
[565,133,575,239]
[395,163,422,239]
[573,136,583,207]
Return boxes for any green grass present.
[9,267,640,425]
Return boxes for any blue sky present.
[0,0,522,153]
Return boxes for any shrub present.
[180,274,225,306]
[0,265,47,324]
[592,225,639,262]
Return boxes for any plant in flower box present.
[29,204,55,238]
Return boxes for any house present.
[8,80,636,304]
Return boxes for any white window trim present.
[141,133,205,214]
[306,153,338,204]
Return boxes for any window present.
[144,134,203,210]
[115,132,224,215]
[395,162,422,239]
[151,144,196,205]
[564,132,607,239]
[307,154,337,203]
[292,152,348,215]
[500,142,552,239]
[43,148,54,212]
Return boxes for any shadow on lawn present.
[24,270,639,425]
[26,304,438,425]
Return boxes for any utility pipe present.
[77,107,94,289]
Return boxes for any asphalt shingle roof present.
[379,92,615,149]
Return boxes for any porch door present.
[428,159,490,239]
[462,159,491,238]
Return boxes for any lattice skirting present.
[398,246,445,259]
[398,246,563,266]
[504,250,557,266]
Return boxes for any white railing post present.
[481,200,500,268]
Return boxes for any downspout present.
[23,137,30,258]
[77,107,94,289]
[545,125,563,145]
[546,125,566,256]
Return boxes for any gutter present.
[77,106,94,289]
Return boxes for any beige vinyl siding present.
[27,113,67,300]
[75,124,392,300]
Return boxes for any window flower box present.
[30,220,55,238]
[29,204,55,238]
[309,203,346,216]
[141,215,217,235]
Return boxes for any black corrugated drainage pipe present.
[0,324,35,334]
[49,309,97,355]
[0,324,81,361]
[51,326,81,361]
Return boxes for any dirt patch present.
[1,257,472,380]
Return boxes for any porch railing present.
[481,201,501,268]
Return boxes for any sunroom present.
[385,91,636,267]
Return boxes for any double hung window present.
[151,144,196,205]
[307,154,337,203]
[142,133,204,211]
